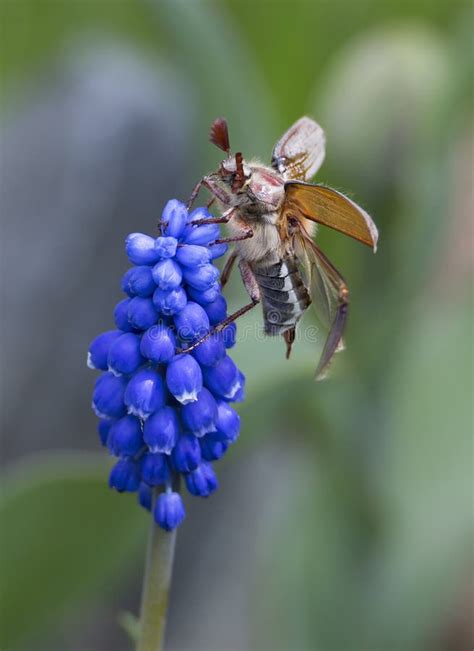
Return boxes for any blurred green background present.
[1,1,472,650]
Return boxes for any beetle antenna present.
[210,117,230,153]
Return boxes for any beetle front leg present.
[188,174,233,211]
[187,177,205,210]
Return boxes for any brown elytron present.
[187,117,378,379]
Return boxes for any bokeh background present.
[1,1,472,650]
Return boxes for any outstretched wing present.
[285,181,378,251]
[294,232,349,380]
[272,117,326,181]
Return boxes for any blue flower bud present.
[181,387,217,437]
[109,458,140,492]
[175,244,211,268]
[107,415,143,457]
[215,400,240,443]
[143,406,179,454]
[140,452,170,485]
[114,298,135,332]
[187,283,221,305]
[138,482,152,511]
[202,355,243,400]
[187,206,210,223]
[221,322,237,348]
[152,287,187,316]
[185,461,218,497]
[171,433,201,472]
[203,295,227,325]
[97,418,114,446]
[200,433,229,461]
[162,199,188,238]
[127,297,158,331]
[155,236,178,259]
[107,332,144,375]
[124,368,166,419]
[154,491,186,531]
[126,233,160,265]
[140,324,176,363]
[152,259,183,290]
[182,264,219,291]
[192,333,225,367]
[121,266,156,298]
[174,302,210,342]
[166,355,203,404]
[232,371,246,402]
[182,222,220,246]
[87,330,122,370]
[92,372,127,419]
[209,242,228,259]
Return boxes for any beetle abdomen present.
[252,257,311,335]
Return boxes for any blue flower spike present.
[88,199,244,530]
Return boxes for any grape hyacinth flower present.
[88,199,244,532]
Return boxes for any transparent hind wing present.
[295,233,349,380]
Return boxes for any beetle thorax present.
[244,163,285,215]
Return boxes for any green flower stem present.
[136,482,179,651]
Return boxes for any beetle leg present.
[177,299,259,354]
[177,262,260,354]
[220,251,238,287]
[238,259,260,303]
[211,225,253,245]
[187,178,204,209]
[283,327,296,359]
[190,207,235,226]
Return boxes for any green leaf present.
[0,451,147,650]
